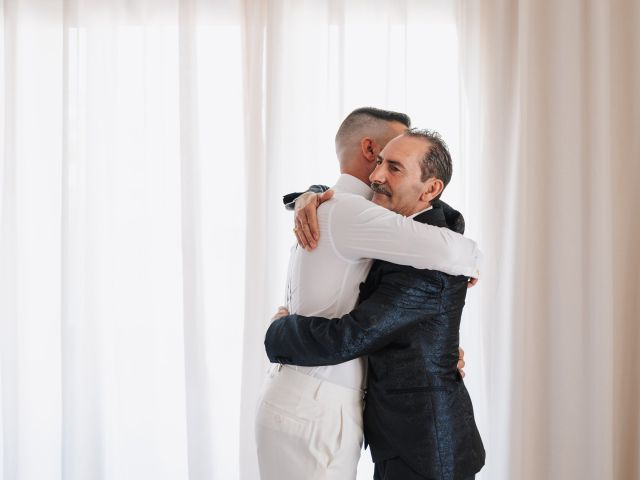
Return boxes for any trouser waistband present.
[266,364,364,406]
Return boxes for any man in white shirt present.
[254,108,480,480]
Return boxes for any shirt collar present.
[409,206,433,219]
[332,174,373,199]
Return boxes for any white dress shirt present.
[282,174,481,390]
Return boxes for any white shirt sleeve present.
[326,194,482,277]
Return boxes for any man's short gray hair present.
[404,128,453,198]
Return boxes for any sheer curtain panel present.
[1,1,246,479]
[1,1,466,480]
[459,0,640,479]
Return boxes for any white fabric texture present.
[1,1,638,480]
[255,366,363,480]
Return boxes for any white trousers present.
[255,366,364,480]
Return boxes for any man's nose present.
[369,164,385,184]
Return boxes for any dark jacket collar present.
[413,199,465,234]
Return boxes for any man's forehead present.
[381,135,429,160]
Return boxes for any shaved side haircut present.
[335,107,411,153]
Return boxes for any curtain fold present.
[2,1,246,479]
[238,1,266,478]
[178,0,212,478]
[1,1,637,479]
[459,1,640,478]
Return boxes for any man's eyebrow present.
[376,154,406,171]
[386,159,405,170]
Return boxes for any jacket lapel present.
[412,207,448,228]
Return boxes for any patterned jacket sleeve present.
[282,184,330,210]
[264,269,443,365]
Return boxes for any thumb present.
[318,189,334,204]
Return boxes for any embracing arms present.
[265,271,444,366]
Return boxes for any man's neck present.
[338,152,374,186]
[339,167,370,186]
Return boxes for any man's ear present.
[360,137,377,162]
[420,178,445,204]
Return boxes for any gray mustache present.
[371,182,391,197]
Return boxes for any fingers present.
[294,192,317,249]
[467,277,478,288]
[271,306,290,320]
[293,226,306,249]
[294,205,311,249]
[305,199,320,246]
[299,210,316,248]
[457,347,466,378]
[304,190,332,246]
[294,191,329,250]
[295,216,316,249]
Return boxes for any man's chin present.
[372,193,391,207]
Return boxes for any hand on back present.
[293,189,334,250]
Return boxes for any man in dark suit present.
[265,129,485,480]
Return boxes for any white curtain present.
[2,0,638,479]
[1,0,248,478]
[459,0,640,479]
[1,1,467,479]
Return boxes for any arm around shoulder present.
[329,196,482,277]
